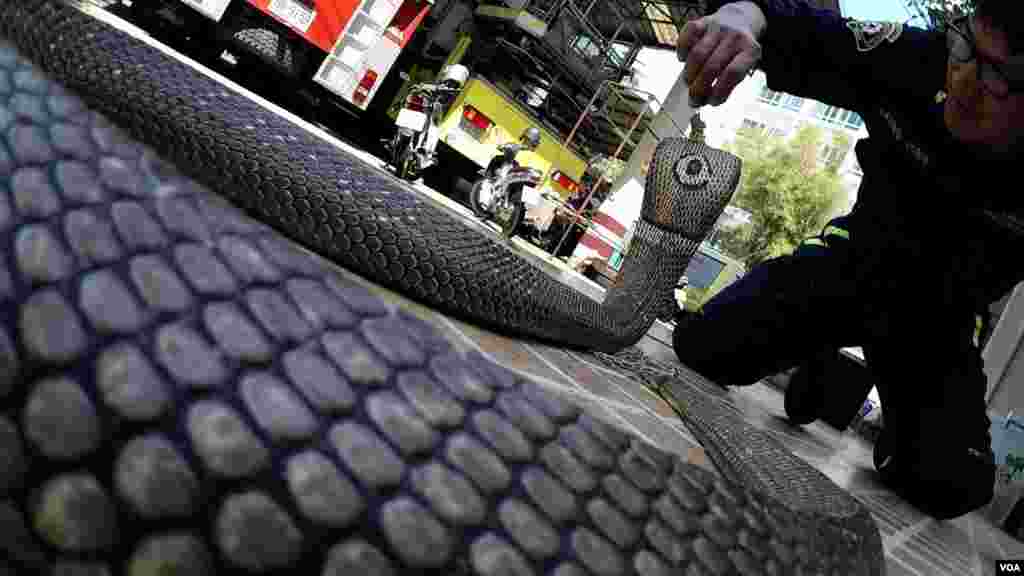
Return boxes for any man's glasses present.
[946,16,1024,99]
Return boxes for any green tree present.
[904,0,975,29]
[587,155,626,184]
[714,125,843,268]
[826,131,851,174]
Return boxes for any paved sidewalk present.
[379,273,1024,576]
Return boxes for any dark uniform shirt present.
[705,0,1023,312]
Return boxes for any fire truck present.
[111,0,433,121]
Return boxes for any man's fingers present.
[678,8,764,107]
[689,35,738,105]
[677,18,707,62]
[708,48,759,106]
[682,23,721,87]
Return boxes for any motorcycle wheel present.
[469,179,491,218]
[397,146,417,181]
[391,133,416,181]
[497,200,525,240]
[390,133,407,169]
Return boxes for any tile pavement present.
[363,271,1024,575]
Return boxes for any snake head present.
[642,138,742,240]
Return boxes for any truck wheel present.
[232,28,297,77]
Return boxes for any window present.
[608,42,632,68]
[741,119,786,139]
[683,251,725,290]
[816,103,842,123]
[758,87,784,105]
[570,35,631,69]
[819,143,848,167]
[816,104,864,129]
[571,34,601,59]
[742,119,766,133]
[758,88,803,111]
[782,95,804,111]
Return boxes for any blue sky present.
[839,0,928,27]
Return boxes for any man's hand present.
[678,1,766,107]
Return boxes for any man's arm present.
[688,0,945,114]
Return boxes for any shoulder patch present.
[846,20,903,52]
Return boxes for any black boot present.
[783,364,824,426]
[873,430,996,520]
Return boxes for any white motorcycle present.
[470,127,545,239]
[389,64,469,181]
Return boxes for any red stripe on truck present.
[580,233,614,259]
[591,211,626,237]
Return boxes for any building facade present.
[700,70,868,219]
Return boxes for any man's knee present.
[672,308,718,377]
[671,260,790,386]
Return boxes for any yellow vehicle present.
[388,33,588,224]
[386,0,652,244]
[437,74,588,230]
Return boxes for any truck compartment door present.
[314,0,431,110]
[177,0,234,22]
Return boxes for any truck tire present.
[232,27,297,77]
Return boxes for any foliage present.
[904,0,975,29]
[588,155,626,184]
[713,125,843,268]
[827,131,851,173]
[682,286,707,311]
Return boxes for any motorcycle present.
[389,64,469,181]
[469,126,545,239]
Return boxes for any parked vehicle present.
[470,126,544,239]
[387,0,653,218]
[389,64,468,180]
[111,0,434,118]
